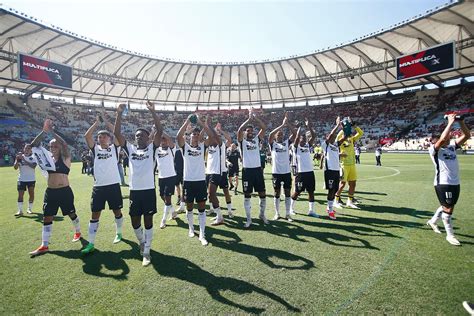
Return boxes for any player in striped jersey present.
[321,117,346,220]
[177,114,216,246]
[14,144,37,216]
[155,132,178,229]
[114,101,162,266]
[426,114,470,246]
[81,114,125,255]
[290,119,317,217]
[238,108,268,228]
[268,112,296,221]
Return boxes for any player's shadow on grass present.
[337,213,422,229]
[48,238,140,280]
[175,218,315,271]
[361,205,432,219]
[222,215,380,250]
[354,191,388,196]
[17,213,64,224]
[148,248,301,314]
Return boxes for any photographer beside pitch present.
[426,113,470,246]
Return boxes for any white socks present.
[429,206,443,224]
[88,220,99,244]
[214,207,222,221]
[134,226,145,244]
[259,197,266,216]
[309,201,315,213]
[42,223,52,247]
[144,228,153,255]
[71,216,81,233]
[198,212,206,239]
[290,198,296,213]
[187,210,194,233]
[441,212,454,237]
[274,197,280,216]
[285,197,291,215]
[328,200,334,212]
[28,202,33,211]
[226,202,232,213]
[162,205,172,222]
[244,198,251,220]
[115,216,123,235]
[18,201,23,212]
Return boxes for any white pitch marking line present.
[357,165,401,181]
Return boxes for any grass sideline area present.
[0,153,473,314]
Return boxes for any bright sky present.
[4,0,448,63]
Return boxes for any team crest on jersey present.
[208,147,217,154]
[275,146,287,153]
[442,152,456,160]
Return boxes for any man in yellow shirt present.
[334,118,363,209]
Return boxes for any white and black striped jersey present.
[124,142,157,190]
[206,143,223,175]
[18,154,36,182]
[429,143,460,186]
[270,139,291,174]
[291,143,313,173]
[155,146,177,179]
[321,141,340,171]
[91,144,121,187]
[240,136,261,169]
[183,142,206,181]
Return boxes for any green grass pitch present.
[0,153,473,314]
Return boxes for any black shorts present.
[434,185,460,208]
[91,183,123,212]
[242,167,265,194]
[206,173,229,189]
[159,176,177,197]
[17,181,35,191]
[183,181,207,203]
[295,172,315,193]
[129,189,157,216]
[43,186,76,217]
[272,173,292,190]
[228,167,239,177]
[324,170,340,191]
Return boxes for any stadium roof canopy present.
[0,0,472,107]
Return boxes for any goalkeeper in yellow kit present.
[334,118,363,209]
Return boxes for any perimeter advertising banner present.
[396,42,455,81]
[17,53,72,89]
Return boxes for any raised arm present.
[237,110,252,142]
[31,119,52,147]
[305,118,316,146]
[198,115,217,147]
[254,114,267,141]
[434,114,456,150]
[218,124,232,147]
[294,126,302,147]
[349,117,364,142]
[286,116,297,143]
[326,116,341,144]
[177,116,191,148]
[102,112,120,146]
[13,154,21,170]
[268,114,287,144]
[84,116,100,149]
[114,104,127,147]
[52,131,70,160]
[456,117,471,147]
[146,101,163,147]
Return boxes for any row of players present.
[15,102,469,266]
